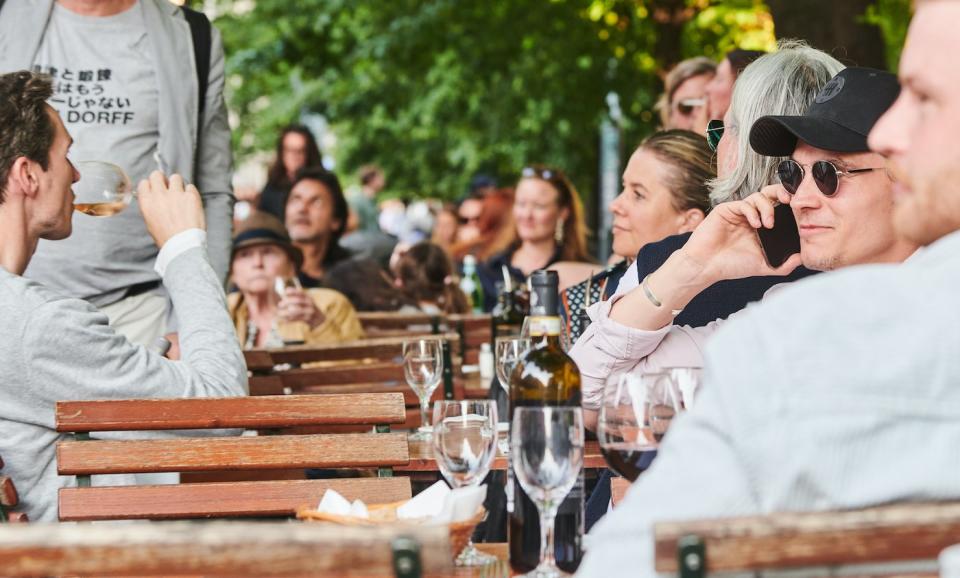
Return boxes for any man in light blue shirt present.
[577,2,960,576]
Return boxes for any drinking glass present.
[495,337,530,455]
[72,161,133,217]
[511,407,584,578]
[403,338,444,440]
[597,373,661,482]
[274,276,306,346]
[495,337,530,394]
[432,400,498,566]
[668,367,702,410]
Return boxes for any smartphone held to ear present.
[757,203,800,268]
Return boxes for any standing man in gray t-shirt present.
[0,0,234,347]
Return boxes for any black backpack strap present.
[181,6,211,145]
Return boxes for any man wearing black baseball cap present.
[569,68,919,391]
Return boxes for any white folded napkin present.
[315,480,486,524]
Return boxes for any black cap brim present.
[749,115,870,157]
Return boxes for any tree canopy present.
[215,0,908,208]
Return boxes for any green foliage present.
[217,0,775,203]
[863,0,912,70]
[682,0,776,59]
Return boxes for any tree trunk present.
[766,0,888,70]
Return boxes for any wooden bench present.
[357,311,443,336]
[0,520,450,577]
[0,455,27,523]
[354,312,493,367]
[654,502,957,577]
[55,394,412,521]
[245,334,463,430]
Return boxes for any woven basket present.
[296,501,485,559]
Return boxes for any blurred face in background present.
[610,148,702,259]
[456,197,484,244]
[281,132,309,179]
[285,178,342,244]
[513,177,568,244]
[232,244,295,298]
[432,208,459,247]
[705,58,736,121]
[669,73,712,133]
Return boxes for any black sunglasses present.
[777,159,884,197]
[706,119,724,152]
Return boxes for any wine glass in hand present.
[432,400,498,566]
[72,161,133,217]
[403,338,444,441]
[273,275,308,345]
[511,407,584,578]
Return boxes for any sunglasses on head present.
[521,166,557,180]
[777,159,884,197]
[676,98,705,117]
[706,119,724,152]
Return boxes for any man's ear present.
[7,157,41,200]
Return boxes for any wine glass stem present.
[538,500,559,570]
[419,397,430,430]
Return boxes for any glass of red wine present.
[597,371,684,482]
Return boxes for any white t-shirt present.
[26,1,164,306]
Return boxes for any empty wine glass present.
[597,373,660,482]
[403,338,444,441]
[432,400,498,566]
[667,367,702,410]
[72,161,133,217]
[495,336,530,455]
[511,407,584,578]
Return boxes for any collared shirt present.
[577,230,960,578]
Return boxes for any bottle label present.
[527,316,561,337]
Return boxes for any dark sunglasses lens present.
[777,160,803,194]
[706,120,723,152]
[811,161,840,196]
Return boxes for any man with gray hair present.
[576,1,960,575]
[0,70,245,522]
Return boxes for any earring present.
[555,220,565,244]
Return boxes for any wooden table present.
[398,437,605,472]
[441,544,511,577]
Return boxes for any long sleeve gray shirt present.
[577,229,960,577]
[0,247,247,522]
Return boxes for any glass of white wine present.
[72,161,133,217]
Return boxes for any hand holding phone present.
[756,202,801,268]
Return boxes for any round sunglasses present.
[777,159,884,197]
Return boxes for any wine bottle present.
[508,270,584,574]
[491,266,526,339]
[460,255,485,313]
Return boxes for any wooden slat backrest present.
[654,502,960,576]
[357,311,441,332]
[57,432,409,475]
[447,314,492,365]
[55,393,406,432]
[0,521,451,577]
[244,333,458,372]
[59,477,412,521]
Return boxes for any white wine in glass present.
[72,161,133,217]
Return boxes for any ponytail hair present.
[396,242,470,314]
